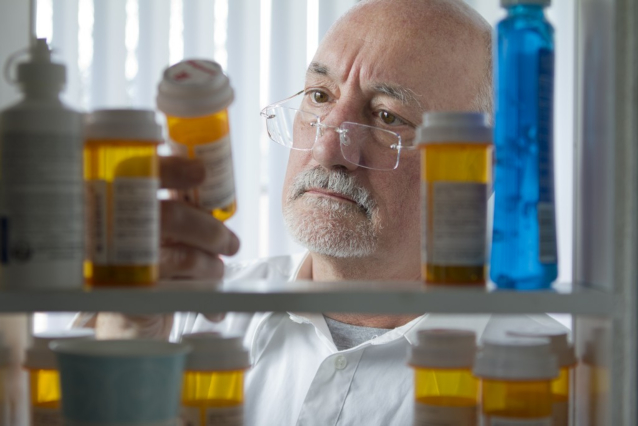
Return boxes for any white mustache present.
[289,167,377,218]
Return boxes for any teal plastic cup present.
[50,339,191,426]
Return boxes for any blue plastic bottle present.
[490,0,558,290]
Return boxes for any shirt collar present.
[287,252,491,349]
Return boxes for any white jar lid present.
[416,111,492,145]
[409,329,477,368]
[24,328,95,370]
[84,109,162,142]
[181,332,250,371]
[507,326,577,368]
[156,59,234,118]
[473,336,558,380]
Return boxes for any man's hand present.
[89,156,239,340]
[159,156,240,280]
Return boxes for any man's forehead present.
[306,61,423,109]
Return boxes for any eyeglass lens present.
[265,106,400,170]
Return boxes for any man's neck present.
[303,252,422,329]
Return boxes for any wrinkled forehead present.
[310,6,488,111]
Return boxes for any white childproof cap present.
[474,335,559,381]
[156,59,234,118]
[181,332,250,371]
[84,109,162,142]
[24,329,95,370]
[507,326,577,368]
[409,329,477,369]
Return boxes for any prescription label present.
[429,181,488,266]
[421,181,428,265]
[32,406,61,426]
[112,178,159,265]
[414,402,477,425]
[86,180,108,265]
[194,136,236,210]
[180,405,243,426]
[486,417,551,426]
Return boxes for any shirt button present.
[334,355,347,370]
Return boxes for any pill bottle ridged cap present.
[473,336,558,380]
[507,326,577,368]
[409,329,476,368]
[24,329,95,370]
[181,332,250,371]
[501,0,550,6]
[84,109,162,141]
[156,59,234,118]
[416,112,492,145]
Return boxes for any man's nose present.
[312,123,359,172]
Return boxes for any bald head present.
[321,0,493,116]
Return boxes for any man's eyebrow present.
[307,61,330,77]
[372,83,423,109]
[306,62,423,109]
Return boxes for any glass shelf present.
[0,280,617,315]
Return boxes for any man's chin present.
[283,204,378,258]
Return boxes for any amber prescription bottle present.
[180,332,250,426]
[84,109,162,287]
[508,327,576,426]
[409,329,479,426]
[156,59,236,221]
[24,329,95,426]
[474,336,558,425]
[416,112,492,285]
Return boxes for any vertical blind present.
[35,0,360,265]
[32,0,573,290]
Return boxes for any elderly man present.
[86,0,564,424]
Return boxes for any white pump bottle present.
[0,39,84,289]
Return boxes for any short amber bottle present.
[180,332,250,426]
[474,336,558,425]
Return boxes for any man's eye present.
[312,91,329,103]
[379,111,399,125]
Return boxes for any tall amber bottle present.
[416,112,492,285]
[156,59,236,221]
[84,109,162,287]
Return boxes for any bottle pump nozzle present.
[15,38,66,96]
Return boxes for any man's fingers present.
[160,156,206,189]
[161,200,240,256]
[160,244,225,280]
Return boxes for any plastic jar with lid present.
[508,327,576,426]
[408,329,479,425]
[415,112,492,285]
[24,329,95,425]
[156,59,236,221]
[180,332,250,426]
[474,336,558,425]
[84,109,162,287]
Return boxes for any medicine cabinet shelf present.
[0,280,616,315]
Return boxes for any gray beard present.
[283,167,380,258]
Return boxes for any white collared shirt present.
[181,253,566,426]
